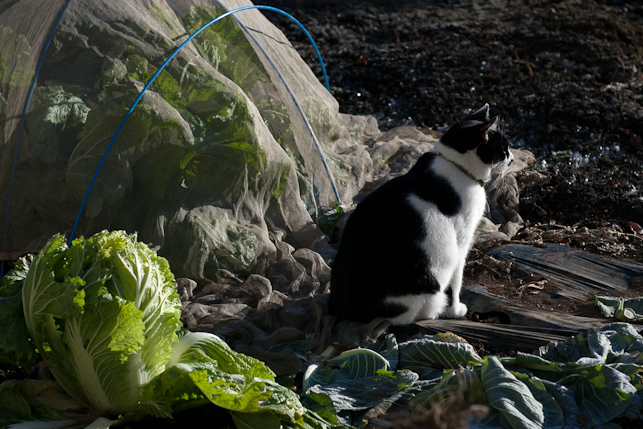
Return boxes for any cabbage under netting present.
[0,0,378,282]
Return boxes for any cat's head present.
[435,104,513,180]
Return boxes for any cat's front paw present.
[444,302,467,319]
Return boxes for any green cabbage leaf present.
[0,231,344,429]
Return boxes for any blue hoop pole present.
[69,5,337,244]
[224,4,341,205]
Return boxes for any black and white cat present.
[329,104,513,325]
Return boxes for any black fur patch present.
[477,130,510,165]
[329,106,511,323]
[329,154,459,322]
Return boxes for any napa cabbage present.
[0,231,344,428]
[16,231,182,415]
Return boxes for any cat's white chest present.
[428,157,488,248]
[408,181,485,254]
[452,186,486,248]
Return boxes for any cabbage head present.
[1,231,346,428]
[20,230,182,415]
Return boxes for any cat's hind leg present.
[385,295,429,325]
[385,292,449,324]
[416,291,448,320]
[387,292,449,324]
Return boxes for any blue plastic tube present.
[69,5,338,245]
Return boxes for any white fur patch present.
[381,144,511,325]
[444,302,468,319]
[385,292,448,325]
[434,140,494,183]
[386,162,488,324]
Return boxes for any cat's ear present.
[469,103,490,121]
[480,115,500,141]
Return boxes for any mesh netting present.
[0,0,531,285]
[0,0,380,282]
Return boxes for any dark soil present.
[260,0,643,247]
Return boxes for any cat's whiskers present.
[486,150,515,207]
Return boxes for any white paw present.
[444,302,467,319]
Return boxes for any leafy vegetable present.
[481,356,547,428]
[0,379,103,428]
[16,231,181,415]
[410,368,485,411]
[181,5,270,93]
[38,86,91,129]
[302,323,643,428]
[0,25,33,88]
[303,347,417,424]
[564,365,637,426]
[0,255,36,368]
[398,332,483,378]
[596,295,643,322]
[0,231,344,428]
[316,204,348,238]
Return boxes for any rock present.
[176,278,197,302]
